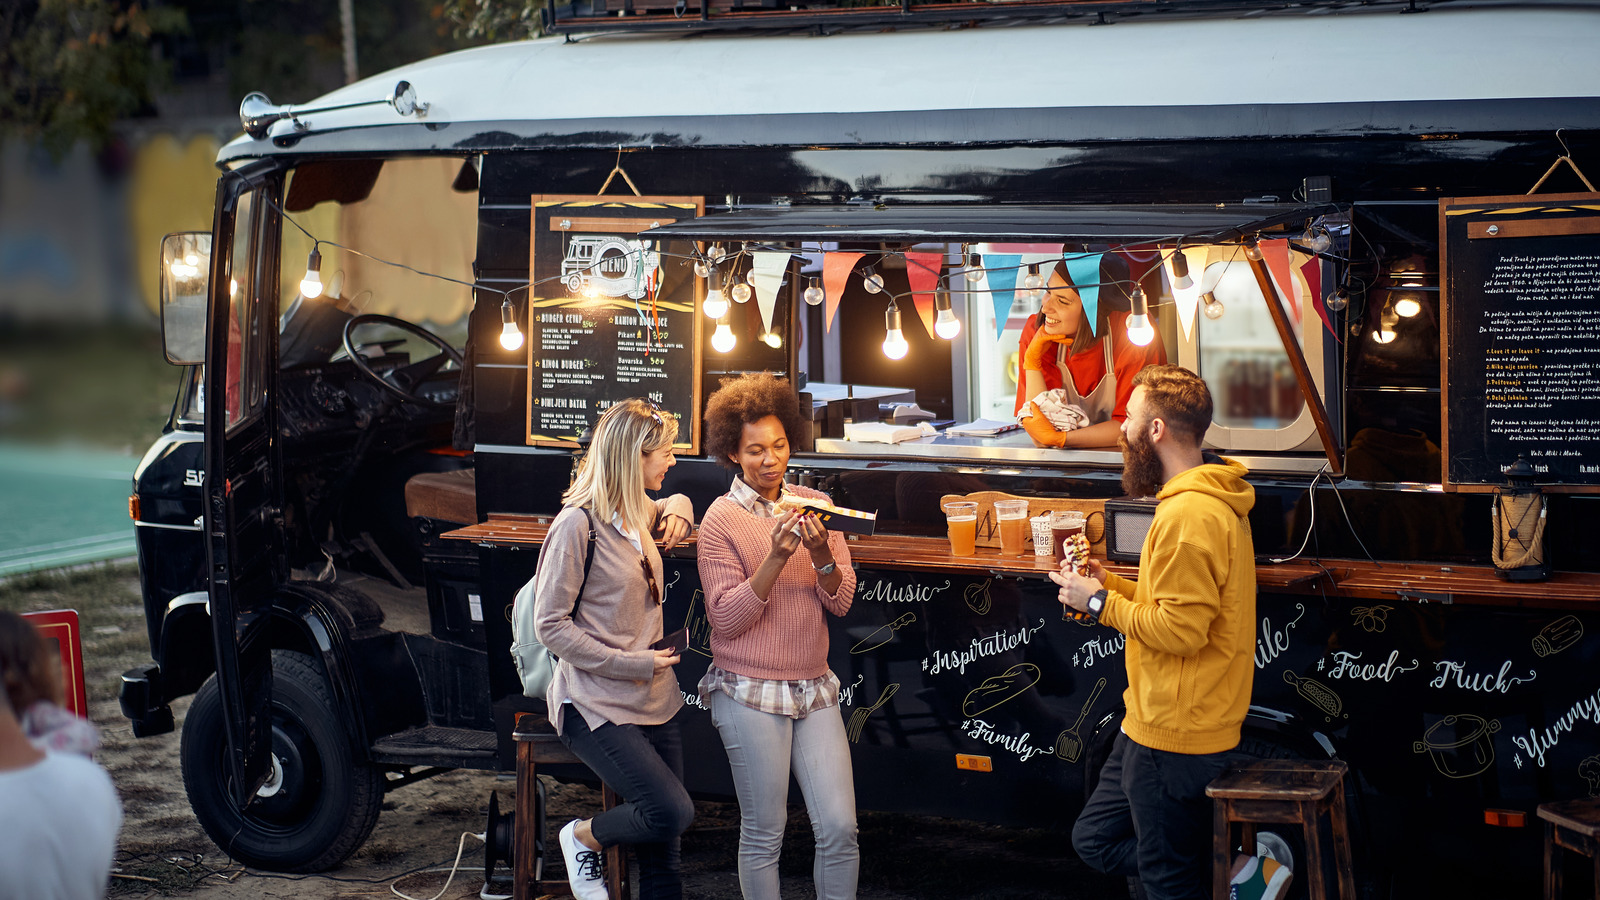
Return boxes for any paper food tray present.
[793,501,877,535]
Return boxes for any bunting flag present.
[1260,238,1301,327]
[1169,245,1210,342]
[982,253,1022,341]
[750,251,790,338]
[1062,253,1104,337]
[1301,254,1336,341]
[821,251,864,333]
[904,251,943,338]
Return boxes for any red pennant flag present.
[904,251,943,338]
[1260,239,1300,327]
[1301,256,1337,341]
[822,252,864,334]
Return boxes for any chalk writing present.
[1255,603,1307,669]
[1073,632,1126,669]
[1512,684,1600,768]
[1325,649,1419,683]
[926,619,1047,676]
[1428,659,1537,693]
[962,717,1048,763]
[858,578,952,605]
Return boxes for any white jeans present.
[709,690,859,900]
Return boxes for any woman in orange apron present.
[1014,254,1167,449]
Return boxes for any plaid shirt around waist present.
[697,665,841,719]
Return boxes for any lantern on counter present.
[1492,458,1548,582]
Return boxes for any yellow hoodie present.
[1101,456,1256,755]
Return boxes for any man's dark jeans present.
[560,707,695,900]
[1072,731,1234,900]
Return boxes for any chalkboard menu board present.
[1441,191,1600,492]
[524,195,705,452]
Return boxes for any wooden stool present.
[513,713,630,900]
[1538,798,1600,899]
[1206,758,1357,900]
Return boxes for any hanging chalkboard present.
[1441,191,1600,492]
[524,195,706,452]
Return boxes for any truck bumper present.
[120,664,175,737]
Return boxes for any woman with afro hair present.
[696,372,860,900]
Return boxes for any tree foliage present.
[439,0,547,43]
[0,0,187,157]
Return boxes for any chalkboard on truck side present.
[524,195,706,453]
[1440,191,1600,492]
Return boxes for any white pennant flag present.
[1169,246,1209,342]
[751,251,791,337]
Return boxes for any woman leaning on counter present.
[1014,252,1166,449]
[695,372,860,900]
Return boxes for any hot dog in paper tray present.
[776,491,877,535]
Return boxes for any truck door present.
[203,164,287,806]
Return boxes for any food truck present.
[119,3,1600,895]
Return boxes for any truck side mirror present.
[160,232,210,365]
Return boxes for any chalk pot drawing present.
[850,611,917,654]
[1283,670,1347,722]
[1351,605,1392,633]
[964,580,992,615]
[1054,677,1107,763]
[847,683,900,743]
[961,664,1042,719]
[1413,714,1501,779]
[1534,615,1584,657]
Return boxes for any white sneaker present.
[558,819,609,900]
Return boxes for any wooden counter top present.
[445,514,1600,609]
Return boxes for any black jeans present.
[1072,731,1234,900]
[559,707,695,900]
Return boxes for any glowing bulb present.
[745,268,759,286]
[1374,307,1400,343]
[1394,296,1422,318]
[229,278,239,298]
[964,256,985,284]
[1022,264,1045,299]
[731,282,752,304]
[1374,328,1397,344]
[1244,240,1263,261]
[1203,297,1225,320]
[499,299,523,351]
[299,247,324,298]
[703,288,728,319]
[711,321,737,353]
[1324,287,1349,312]
[1126,314,1156,346]
[694,259,709,278]
[882,304,908,360]
[863,270,885,294]
[708,244,726,264]
[184,252,199,267]
[762,330,783,349]
[1169,250,1193,292]
[803,278,824,306]
[934,306,961,340]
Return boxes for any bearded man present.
[1051,364,1259,900]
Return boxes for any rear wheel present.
[180,649,384,872]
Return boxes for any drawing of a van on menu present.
[562,235,659,300]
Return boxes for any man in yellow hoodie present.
[1052,365,1257,900]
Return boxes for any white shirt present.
[0,751,123,900]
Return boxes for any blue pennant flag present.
[983,254,1022,341]
[1063,253,1104,337]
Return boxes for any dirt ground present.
[8,564,1128,900]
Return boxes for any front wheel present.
[180,650,384,872]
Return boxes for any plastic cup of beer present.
[1050,511,1087,568]
[994,500,1030,556]
[944,502,978,557]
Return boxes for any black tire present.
[180,649,384,872]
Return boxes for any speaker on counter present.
[1103,497,1159,562]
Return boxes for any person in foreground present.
[0,611,123,900]
[528,399,696,900]
[1050,365,1266,900]
[697,372,860,900]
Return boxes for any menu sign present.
[525,196,705,452]
[1441,191,1600,492]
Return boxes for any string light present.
[703,270,729,319]
[963,250,985,284]
[693,258,709,278]
[707,243,726,264]
[711,314,737,353]
[863,266,885,294]
[1324,286,1350,312]
[499,297,523,351]
[299,245,324,298]
[1022,264,1045,300]
[1202,291,1225,320]
[803,277,824,306]
[1302,225,1332,255]
[933,292,961,340]
[731,281,752,304]
[1243,239,1263,262]
[1125,288,1156,346]
[1168,246,1193,292]
[1394,294,1422,318]
[881,302,908,360]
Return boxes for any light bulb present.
[964,256,985,284]
[711,321,737,353]
[803,278,824,306]
[703,288,729,319]
[499,299,523,351]
[299,247,324,298]
[934,306,962,340]
[1203,297,1225,320]
[1304,226,1332,254]
[1324,287,1349,312]
[864,270,885,294]
[1022,264,1045,299]
[745,268,759,286]
[762,330,783,349]
[1394,295,1422,318]
[882,304,908,359]
[731,282,752,304]
[1244,240,1263,261]
[1126,314,1156,346]
[1169,250,1193,292]
[694,259,709,278]
[708,244,726,264]
[1374,328,1397,344]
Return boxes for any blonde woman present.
[527,399,695,900]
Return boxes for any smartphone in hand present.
[651,627,689,654]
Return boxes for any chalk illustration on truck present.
[561,235,659,300]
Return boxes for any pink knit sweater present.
[696,487,857,681]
